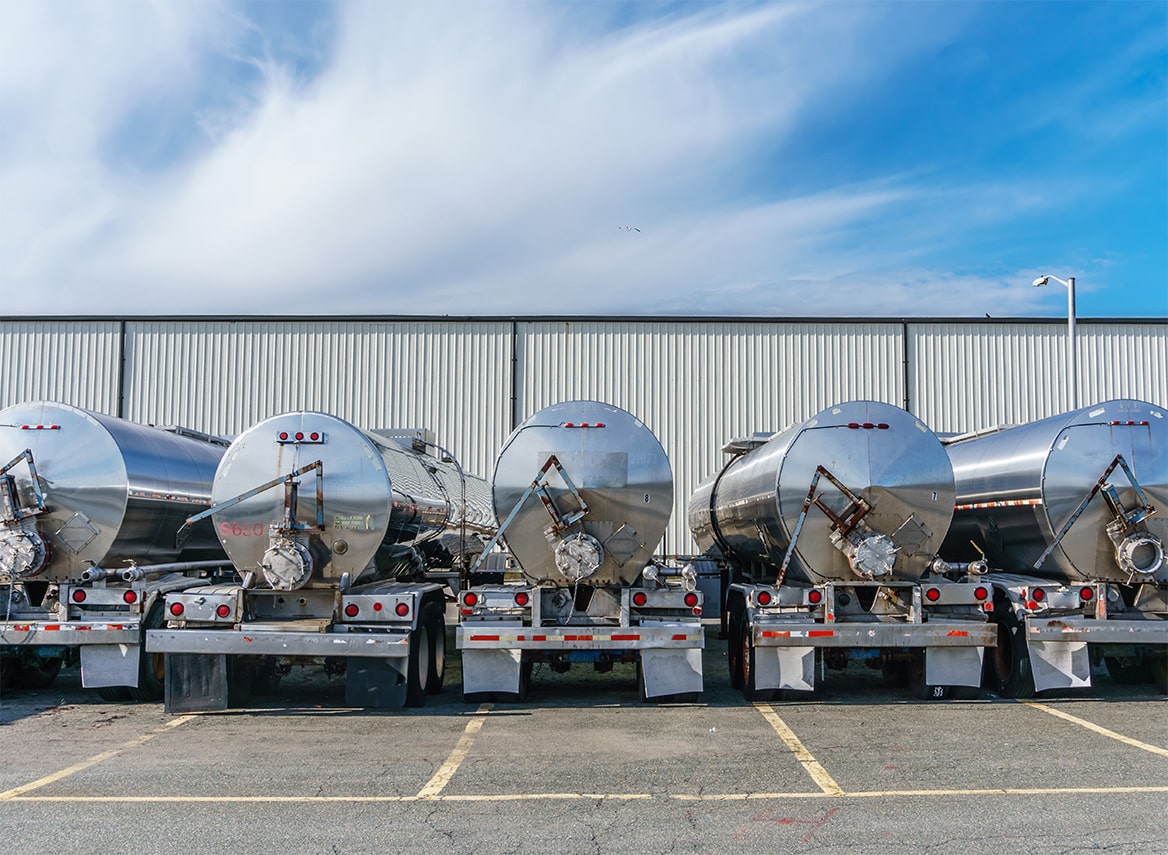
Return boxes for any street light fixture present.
[1032,274,1077,409]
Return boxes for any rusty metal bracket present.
[0,448,46,524]
[776,465,874,588]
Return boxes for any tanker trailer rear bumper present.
[456,622,704,700]
[745,617,994,693]
[147,628,414,714]
[2,620,144,689]
[147,628,411,657]
[1017,616,1168,693]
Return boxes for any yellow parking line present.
[416,704,492,799]
[753,703,844,796]
[0,715,195,801]
[10,785,1167,804]
[1023,701,1168,758]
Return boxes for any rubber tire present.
[908,652,951,701]
[1148,656,1168,694]
[129,600,166,702]
[989,609,1036,698]
[0,656,18,692]
[97,685,133,702]
[1104,655,1147,685]
[424,601,446,695]
[13,657,63,690]
[227,658,255,708]
[404,622,430,708]
[727,610,744,690]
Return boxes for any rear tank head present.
[491,401,673,587]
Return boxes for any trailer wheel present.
[13,656,62,690]
[1148,655,1168,693]
[226,658,255,707]
[405,622,430,707]
[423,601,446,694]
[727,610,744,690]
[989,609,1035,698]
[1103,655,1147,685]
[97,685,133,702]
[129,600,166,702]
[0,656,18,691]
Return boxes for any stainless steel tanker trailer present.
[456,401,704,702]
[147,411,496,712]
[689,401,995,700]
[0,401,231,698]
[942,398,1167,696]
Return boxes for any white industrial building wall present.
[516,321,905,554]
[121,320,514,483]
[908,322,1168,434]
[0,321,122,413]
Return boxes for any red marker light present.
[632,592,648,607]
[756,590,772,606]
[279,431,289,441]
[807,589,823,605]
[72,589,87,603]
[514,591,530,607]
[216,604,231,618]
[684,592,699,608]
[847,423,860,429]
[123,590,138,604]
[462,592,478,607]
[1032,587,1046,602]
[310,432,320,441]
[169,602,184,617]
[925,587,941,602]
[877,423,889,430]
[973,586,988,602]
[344,603,359,618]
[395,603,410,617]
[373,602,383,612]
[295,432,304,441]
[1079,586,1094,602]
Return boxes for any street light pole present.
[1032,274,1078,410]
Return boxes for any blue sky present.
[1,1,1165,318]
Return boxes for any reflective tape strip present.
[8,623,127,632]
[808,630,835,637]
[947,630,969,637]
[611,634,640,641]
[470,635,501,642]
[955,499,1042,510]
[563,635,593,641]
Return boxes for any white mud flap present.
[81,643,140,688]
[1028,640,1091,692]
[755,645,815,691]
[926,646,984,687]
[639,648,703,698]
[461,648,522,695]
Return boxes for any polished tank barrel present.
[0,401,226,582]
[211,412,494,589]
[492,401,673,586]
[942,399,1167,584]
[689,401,955,584]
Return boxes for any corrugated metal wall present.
[2,317,1165,553]
[121,320,514,484]
[0,321,122,413]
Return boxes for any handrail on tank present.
[1033,454,1157,571]
[777,465,874,588]
[175,460,326,550]
[466,454,590,577]
[0,448,46,523]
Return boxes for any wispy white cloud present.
[0,1,1160,317]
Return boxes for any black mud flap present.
[164,653,229,713]
[345,658,407,709]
